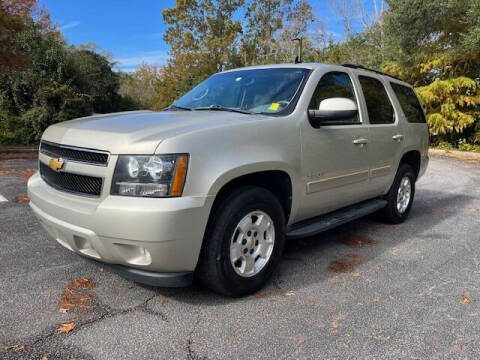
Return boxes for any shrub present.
[416,77,480,145]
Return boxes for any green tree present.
[242,0,291,64]
[383,0,480,73]
[0,0,135,144]
[71,49,122,113]
[417,77,480,145]
[155,0,244,109]
[119,63,161,109]
[379,0,480,149]
[0,0,54,73]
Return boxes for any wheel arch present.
[208,169,294,224]
[398,150,421,180]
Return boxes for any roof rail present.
[340,63,403,81]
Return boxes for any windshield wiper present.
[194,105,252,115]
[166,104,193,111]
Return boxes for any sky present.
[41,0,374,72]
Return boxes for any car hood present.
[41,110,264,154]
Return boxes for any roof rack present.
[340,63,403,81]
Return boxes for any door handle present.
[353,138,368,145]
[392,134,404,142]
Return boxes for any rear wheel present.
[197,186,286,297]
[382,164,416,224]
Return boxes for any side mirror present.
[308,97,358,128]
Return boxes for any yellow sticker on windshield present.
[269,102,280,111]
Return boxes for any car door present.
[298,70,375,221]
[356,74,405,195]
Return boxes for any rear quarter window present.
[390,83,426,123]
[358,76,395,124]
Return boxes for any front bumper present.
[28,172,214,285]
[91,259,194,287]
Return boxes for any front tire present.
[382,164,416,224]
[197,186,286,297]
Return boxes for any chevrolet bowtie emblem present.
[49,157,65,172]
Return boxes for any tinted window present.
[391,83,426,123]
[359,76,394,124]
[309,72,359,124]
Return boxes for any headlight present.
[111,154,188,197]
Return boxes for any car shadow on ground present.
[134,189,475,305]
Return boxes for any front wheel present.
[197,186,286,297]
[381,164,416,224]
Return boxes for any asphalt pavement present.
[0,154,479,360]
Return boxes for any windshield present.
[172,68,309,114]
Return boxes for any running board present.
[287,199,387,239]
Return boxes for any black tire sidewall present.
[205,187,286,297]
[386,164,416,223]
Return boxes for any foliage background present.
[0,0,138,144]
[1,0,479,150]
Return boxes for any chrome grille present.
[39,163,103,197]
[40,141,109,166]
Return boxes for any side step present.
[287,198,387,239]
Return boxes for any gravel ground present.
[0,155,479,360]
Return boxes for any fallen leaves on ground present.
[311,297,322,306]
[59,292,92,313]
[67,277,95,291]
[252,292,266,299]
[0,152,38,160]
[340,233,375,247]
[328,254,362,273]
[59,278,95,313]
[331,316,342,333]
[461,293,471,305]
[20,168,37,181]
[58,322,76,333]
[276,289,295,296]
[13,195,29,203]
[429,148,480,162]
[0,168,36,181]
[4,344,26,352]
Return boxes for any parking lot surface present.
[1,155,479,360]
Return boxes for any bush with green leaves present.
[0,3,136,145]
[416,77,480,145]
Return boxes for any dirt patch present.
[328,254,362,273]
[58,278,96,314]
[340,233,375,247]
[13,195,29,203]
[0,167,36,181]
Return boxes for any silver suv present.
[28,63,429,297]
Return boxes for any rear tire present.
[197,186,286,297]
[382,164,416,224]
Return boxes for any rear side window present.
[358,76,394,124]
[309,71,359,124]
[390,83,426,123]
